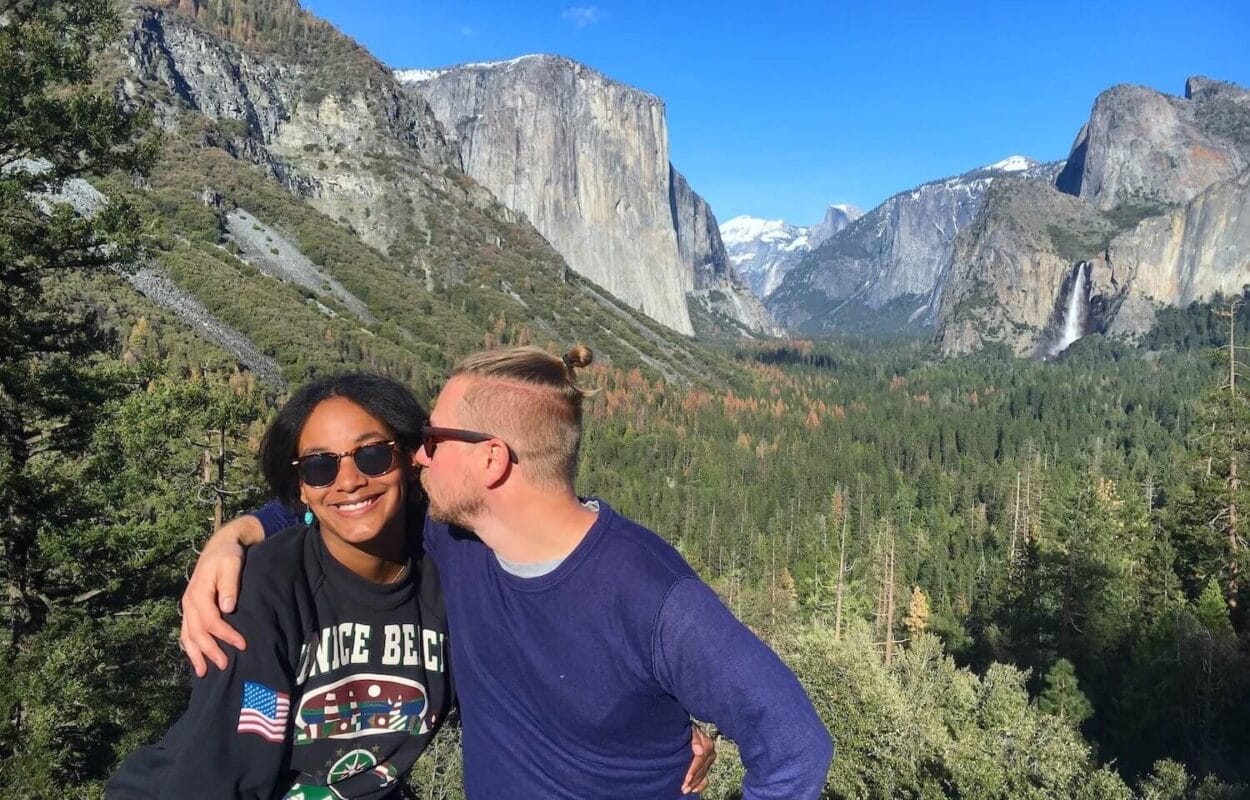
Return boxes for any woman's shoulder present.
[236,525,313,608]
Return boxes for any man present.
[183,345,833,799]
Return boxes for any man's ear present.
[482,440,512,488]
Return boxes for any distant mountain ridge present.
[766,156,1063,334]
[721,204,861,299]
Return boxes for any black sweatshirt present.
[108,524,453,799]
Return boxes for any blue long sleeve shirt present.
[253,500,834,799]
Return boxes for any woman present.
[109,373,452,799]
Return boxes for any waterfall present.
[1050,262,1089,357]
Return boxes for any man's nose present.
[415,444,433,468]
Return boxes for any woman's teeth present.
[337,497,377,512]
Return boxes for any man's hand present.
[179,515,263,676]
[681,723,716,795]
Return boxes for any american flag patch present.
[237,681,290,743]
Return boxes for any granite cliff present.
[399,55,777,337]
[1105,167,1250,337]
[933,178,1119,356]
[669,168,783,336]
[1056,77,1250,211]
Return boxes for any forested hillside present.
[2,2,1247,799]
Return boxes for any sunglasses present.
[421,425,518,463]
[291,440,399,487]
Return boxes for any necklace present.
[383,560,409,584]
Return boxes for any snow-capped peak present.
[720,216,795,246]
[986,155,1035,172]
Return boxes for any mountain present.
[721,217,808,299]
[767,157,1062,334]
[808,204,863,247]
[721,204,861,299]
[91,0,726,390]
[935,78,1250,356]
[397,55,778,337]
[1056,77,1250,211]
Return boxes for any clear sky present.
[304,0,1250,225]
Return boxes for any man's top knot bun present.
[562,344,593,371]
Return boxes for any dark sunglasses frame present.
[421,425,518,463]
[291,440,400,487]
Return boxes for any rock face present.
[110,3,718,385]
[768,157,1060,333]
[400,55,773,336]
[123,4,469,253]
[808,204,862,248]
[669,168,782,335]
[721,205,860,299]
[933,178,1118,356]
[1056,77,1250,211]
[1104,167,1250,336]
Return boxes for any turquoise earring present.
[303,508,315,526]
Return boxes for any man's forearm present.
[211,514,265,549]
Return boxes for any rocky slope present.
[98,1,721,386]
[721,205,860,299]
[1056,77,1250,211]
[398,54,776,337]
[768,157,1061,333]
[123,2,467,252]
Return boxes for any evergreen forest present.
[2,2,1248,798]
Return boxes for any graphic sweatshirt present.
[107,523,452,800]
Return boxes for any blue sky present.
[305,0,1250,225]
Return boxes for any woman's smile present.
[329,493,384,517]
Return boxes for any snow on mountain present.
[394,68,445,84]
[987,155,1034,172]
[394,55,549,86]
[721,205,860,299]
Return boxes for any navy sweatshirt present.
[108,523,452,799]
[249,500,834,799]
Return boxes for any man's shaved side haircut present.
[451,345,595,488]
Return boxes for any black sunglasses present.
[291,440,399,487]
[421,425,518,463]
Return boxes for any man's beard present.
[421,469,484,527]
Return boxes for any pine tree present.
[0,0,153,781]
[1038,658,1094,726]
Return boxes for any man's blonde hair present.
[451,345,594,488]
